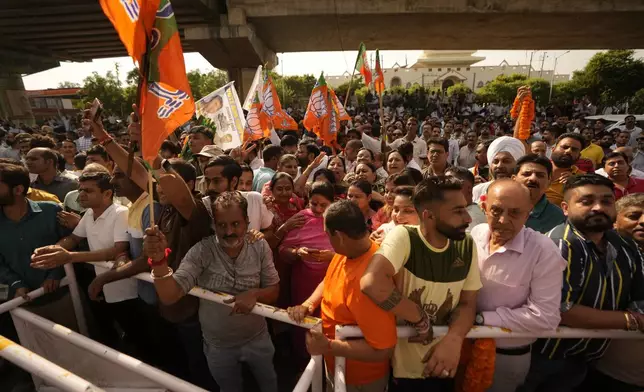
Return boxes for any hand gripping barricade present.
[1,261,643,392]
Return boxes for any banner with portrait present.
[195,81,245,150]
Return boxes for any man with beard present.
[146,191,280,392]
[512,155,565,233]
[471,140,492,183]
[579,127,604,169]
[602,151,644,200]
[472,136,526,204]
[297,140,329,180]
[541,128,556,158]
[201,155,274,233]
[26,147,79,202]
[545,133,585,207]
[519,174,644,392]
[187,126,214,176]
[0,163,74,328]
[472,180,566,392]
[583,193,644,392]
[361,176,480,391]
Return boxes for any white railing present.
[3,262,644,392]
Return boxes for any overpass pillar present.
[184,8,276,98]
[0,72,34,124]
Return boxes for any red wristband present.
[147,248,172,268]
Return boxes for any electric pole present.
[539,52,547,78]
[527,51,535,78]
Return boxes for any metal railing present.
[2,262,644,392]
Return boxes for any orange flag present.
[261,75,298,131]
[303,73,330,133]
[244,92,270,141]
[100,0,195,161]
[330,89,351,122]
[374,49,385,95]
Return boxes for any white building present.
[326,50,570,91]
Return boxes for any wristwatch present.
[475,313,485,326]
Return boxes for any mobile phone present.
[89,98,103,122]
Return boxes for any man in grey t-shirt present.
[146,191,280,392]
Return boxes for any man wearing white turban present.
[472,136,526,204]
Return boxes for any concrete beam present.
[184,16,277,69]
[250,12,644,51]
[230,0,644,17]
[0,73,34,123]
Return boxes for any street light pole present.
[549,50,570,103]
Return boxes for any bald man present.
[470,179,566,392]
[530,140,548,158]
[595,146,644,179]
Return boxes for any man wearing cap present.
[188,126,215,176]
[472,136,527,204]
[619,114,643,147]
[194,145,224,196]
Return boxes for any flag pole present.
[379,91,385,144]
[343,70,356,109]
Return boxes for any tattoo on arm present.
[377,289,403,311]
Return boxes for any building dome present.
[412,50,485,68]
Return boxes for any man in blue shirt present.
[252,145,283,192]
[512,154,565,234]
[0,162,74,328]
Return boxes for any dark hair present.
[74,153,87,171]
[36,148,58,167]
[263,145,283,163]
[355,162,377,176]
[515,154,554,177]
[427,138,448,152]
[413,176,463,211]
[86,145,111,162]
[212,191,248,220]
[481,139,494,150]
[346,129,361,139]
[205,155,242,185]
[189,125,214,141]
[603,151,629,168]
[324,200,368,240]
[62,139,77,148]
[298,141,320,158]
[563,173,615,197]
[29,134,57,149]
[313,168,337,184]
[555,132,585,149]
[393,185,415,199]
[56,152,66,172]
[309,181,335,202]
[270,172,294,190]
[445,166,475,184]
[240,163,253,174]
[169,158,197,184]
[402,167,423,184]
[0,163,30,196]
[349,179,372,196]
[280,135,298,148]
[398,142,414,161]
[79,171,113,193]
[0,158,23,166]
[357,148,375,161]
[387,171,417,187]
[161,140,181,155]
[328,155,346,172]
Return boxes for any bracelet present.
[628,311,641,331]
[150,266,173,280]
[625,312,633,331]
[147,248,172,268]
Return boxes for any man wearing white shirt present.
[388,117,427,168]
[30,171,141,350]
[620,115,643,147]
[595,146,644,179]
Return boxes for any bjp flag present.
[261,75,298,131]
[374,49,385,95]
[244,92,270,141]
[303,73,330,133]
[100,0,195,161]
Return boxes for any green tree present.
[187,69,229,100]
[570,50,644,106]
[477,74,551,104]
[57,81,81,88]
[446,83,472,97]
[629,88,644,114]
[81,71,128,116]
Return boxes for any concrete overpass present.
[1,0,644,121]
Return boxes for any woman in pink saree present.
[278,181,336,364]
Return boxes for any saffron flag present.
[261,75,298,131]
[100,0,195,161]
[330,90,351,122]
[354,42,372,86]
[374,49,385,95]
[303,73,330,133]
[244,92,270,141]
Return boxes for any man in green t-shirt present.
[361,176,481,392]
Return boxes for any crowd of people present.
[0,85,643,392]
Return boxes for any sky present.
[22,49,644,90]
